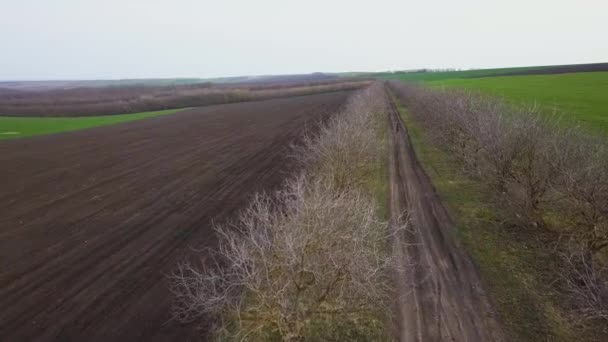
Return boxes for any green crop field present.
[378,65,608,134]
[0,108,184,139]
[427,72,608,133]
[376,65,546,82]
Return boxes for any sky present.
[1,0,607,80]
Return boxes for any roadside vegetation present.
[170,83,398,341]
[0,108,183,139]
[389,81,608,341]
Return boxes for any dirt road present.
[387,93,505,341]
[0,91,350,341]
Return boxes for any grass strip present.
[0,108,184,139]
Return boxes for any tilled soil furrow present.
[0,91,349,341]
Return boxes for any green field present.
[428,72,608,133]
[0,109,184,139]
[378,65,608,134]
[376,65,547,82]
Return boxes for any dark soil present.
[0,91,350,341]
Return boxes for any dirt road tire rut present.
[387,90,505,342]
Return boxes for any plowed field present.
[0,91,350,341]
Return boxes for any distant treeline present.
[0,78,370,117]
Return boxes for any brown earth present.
[387,92,505,341]
[0,91,350,341]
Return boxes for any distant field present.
[376,62,608,82]
[378,63,608,134]
[428,72,608,133]
[377,66,547,82]
[0,79,367,117]
[0,109,183,139]
[0,73,342,92]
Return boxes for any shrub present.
[297,83,388,190]
[170,83,398,341]
[170,178,395,340]
[390,82,563,227]
[558,245,608,322]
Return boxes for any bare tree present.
[557,244,608,322]
[550,130,608,257]
[170,83,398,341]
[170,177,398,340]
[297,82,388,190]
[389,81,562,228]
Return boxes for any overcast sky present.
[1,0,607,80]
